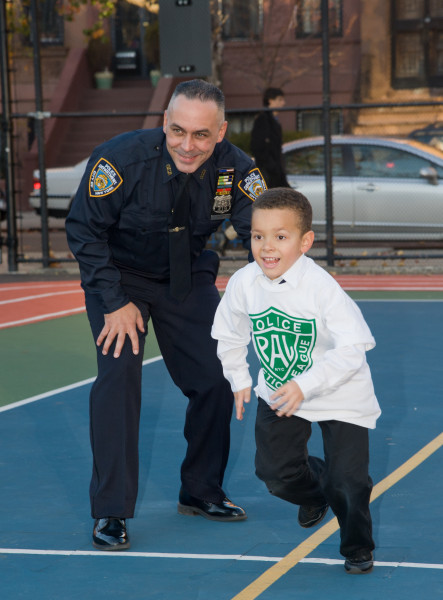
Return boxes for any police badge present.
[211,168,234,220]
[238,168,267,201]
[250,307,316,391]
[89,158,123,198]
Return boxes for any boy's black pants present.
[255,397,375,558]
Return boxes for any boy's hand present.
[234,387,251,420]
[270,380,304,417]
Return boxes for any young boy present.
[211,188,381,574]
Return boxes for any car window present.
[284,145,345,176]
[352,144,443,178]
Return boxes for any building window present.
[39,0,64,46]
[392,0,443,87]
[221,0,263,40]
[297,109,342,135]
[22,0,64,46]
[296,0,342,37]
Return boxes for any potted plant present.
[87,35,114,89]
[94,66,114,89]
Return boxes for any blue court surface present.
[1,299,442,599]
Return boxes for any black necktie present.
[169,173,192,302]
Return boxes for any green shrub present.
[226,132,251,153]
[283,130,312,143]
[227,130,311,154]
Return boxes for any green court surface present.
[0,312,160,407]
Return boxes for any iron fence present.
[3,100,443,272]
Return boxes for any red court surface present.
[1,274,443,329]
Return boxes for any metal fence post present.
[30,0,50,268]
[321,0,335,267]
[0,0,18,271]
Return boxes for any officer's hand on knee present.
[97,302,145,358]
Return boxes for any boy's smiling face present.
[251,207,314,280]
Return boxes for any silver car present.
[29,158,89,218]
[283,135,443,240]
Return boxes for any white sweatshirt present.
[212,254,381,429]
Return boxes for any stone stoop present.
[54,79,155,167]
[352,104,443,138]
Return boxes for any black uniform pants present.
[85,251,234,518]
[255,397,375,558]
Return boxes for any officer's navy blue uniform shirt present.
[66,128,257,314]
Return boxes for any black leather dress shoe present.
[178,488,247,521]
[92,517,130,550]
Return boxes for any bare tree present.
[222,0,300,91]
[220,0,353,93]
[208,0,228,88]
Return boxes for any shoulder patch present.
[89,158,123,197]
[238,168,267,201]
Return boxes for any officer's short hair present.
[170,79,225,115]
[252,187,312,234]
[263,87,284,107]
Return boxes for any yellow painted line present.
[369,432,443,501]
[231,431,443,600]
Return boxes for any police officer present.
[66,79,267,550]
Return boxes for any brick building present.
[2,0,443,209]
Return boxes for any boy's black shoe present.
[298,504,329,528]
[344,551,374,574]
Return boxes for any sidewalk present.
[1,212,77,280]
[2,212,443,280]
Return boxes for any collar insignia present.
[238,168,267,201]
[211,167,234,220]
[89,158,123,197]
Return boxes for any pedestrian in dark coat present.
[250,87,290,188]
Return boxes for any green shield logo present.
[250,307,316,391]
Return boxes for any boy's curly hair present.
[252,187,313,234]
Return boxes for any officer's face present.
[163,95,228,173]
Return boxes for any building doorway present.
[111,0,159,78]
[392,0,443,88]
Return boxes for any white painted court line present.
[0,548,441,570]
[0,307,86,329]
[0,290,83,305]
[0,283,80,292]
[0,356,163,413]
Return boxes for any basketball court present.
[0,276,442,599]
